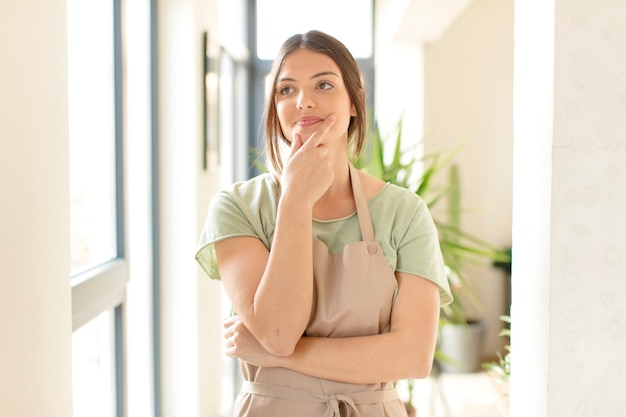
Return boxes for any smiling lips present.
[295,116,323,128]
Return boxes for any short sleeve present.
[397,231,453,306]
[386,190,453,307]
[195,175,277,280]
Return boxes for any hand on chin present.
[291,128,314,144]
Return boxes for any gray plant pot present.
[437,321,487,373]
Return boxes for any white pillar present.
[512,1,626,416]
[0,1,73,416]
[157,0,223,415]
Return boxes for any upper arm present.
[389,272,441,373]
[214,236,269,319]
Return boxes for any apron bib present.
[234,165,407,417]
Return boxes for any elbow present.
[403,344,437,379]
[244,311,306,357]
[266,343,296,357]
[406,360,433,379]
[259,330,300,357]
[407,358,435,379]
[401,329,439,379]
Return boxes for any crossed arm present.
[216,234,441,385]
[214,114,441,384]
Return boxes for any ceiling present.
[382,0,474,43]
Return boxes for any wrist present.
[277,193,314,214]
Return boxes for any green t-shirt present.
[196,173,453,306]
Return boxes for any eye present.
[277,85,294,95]
[318,81,333,90]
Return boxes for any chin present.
[290,129,313,142]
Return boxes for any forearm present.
[220,120,337,356]
[247,197,314,355]
[268,274,441,382]
[273,331,436,384]
[226,274,441,380]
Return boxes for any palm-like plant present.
[353,119,511,411]
[352,120,511,325]
[482,314,511,382]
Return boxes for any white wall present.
[0,1,74,416]
[423,0,514,357]
[512,0,626,416]
[156,0,223,415]
[374,0,425,166]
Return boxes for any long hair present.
[263,30,367,174]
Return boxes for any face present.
[275,49,356,146]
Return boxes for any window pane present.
[256,0,372,59]
[72,310,116,417]
[67,0,117,274]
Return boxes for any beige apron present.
[234,164,407,417]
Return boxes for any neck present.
[313,162,355,219]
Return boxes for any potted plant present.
[353,119,511,374]
[434,162,489,374]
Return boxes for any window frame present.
[69,0,128,414]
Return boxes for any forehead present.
[277,49,342,80]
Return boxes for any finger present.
[302,114,336,149]
[223,325,234,339]
[223,315,236,328]
[224,343,235,358]
[288,133,303,158]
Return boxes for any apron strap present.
[349,164,376,242]
[241,380,400,417]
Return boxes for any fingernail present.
[328,114,336,121]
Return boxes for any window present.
[68,0,119,275]
[67,0,127,416]
[72,310,117,417]
[255,0,373,60]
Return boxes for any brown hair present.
[263,30,367,174]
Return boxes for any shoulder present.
[379,182,427,208]
[368,181,435,234]
[354,168,429,212]
[357,170,387,200]
[204,173,277,245]
[223,173,276,198]
[213,173,277,206]
[208,174,279,228]
[357,169,424,201]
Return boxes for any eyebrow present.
[277,71,340,83]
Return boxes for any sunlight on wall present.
[511,1,552,416]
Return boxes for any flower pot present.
[437,320,487,373]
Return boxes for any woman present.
[196,30,452,417]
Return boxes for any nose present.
[296,91,315,109]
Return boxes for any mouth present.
[295,116,323,128]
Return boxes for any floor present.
[401,372,509,417]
